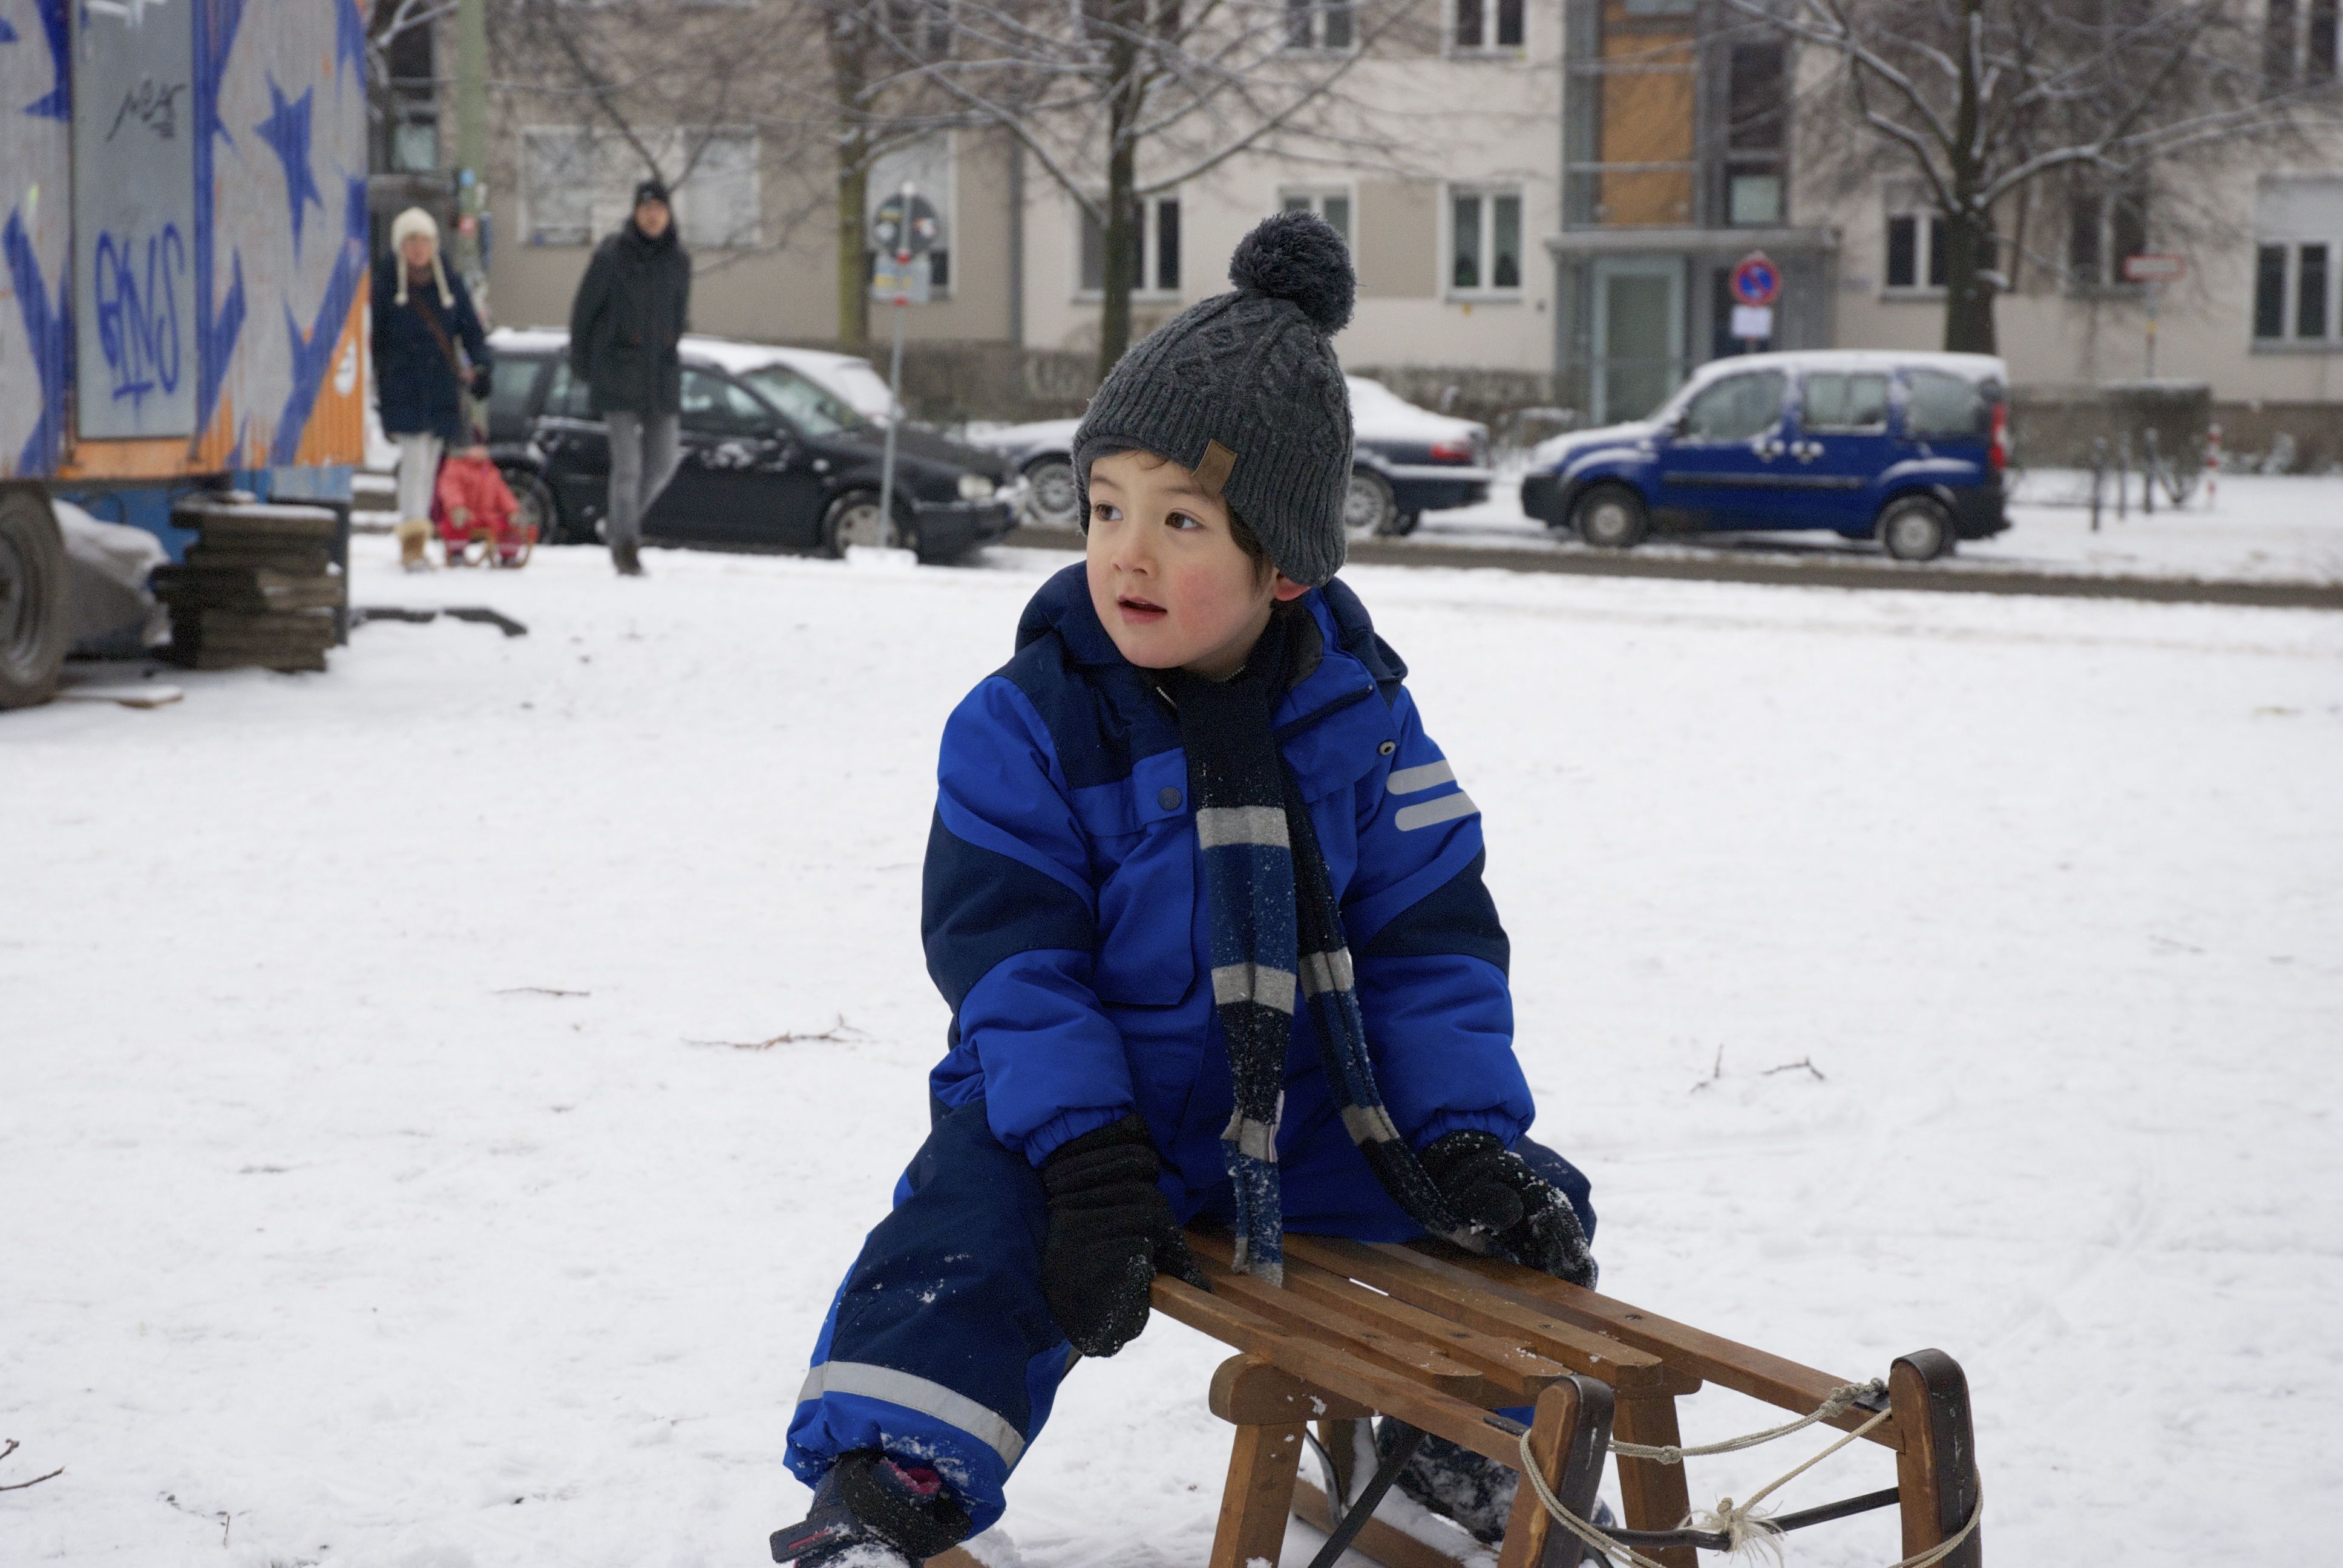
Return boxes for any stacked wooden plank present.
[157,498,346,672]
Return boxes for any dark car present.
[965,375,1492,538]
[1519,351,2011,561]
[483,330,1022,563]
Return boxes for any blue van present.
[1520,351,2010,560]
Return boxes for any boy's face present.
[1085,449,1309,681]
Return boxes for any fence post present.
[2116,433,2130,520]
[2143,428,2158,515]
[2091,437,2106,532]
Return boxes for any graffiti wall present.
[0,0,369,480]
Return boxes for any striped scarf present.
[1162,611,1476,1284]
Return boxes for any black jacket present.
[371,255,490,443]
[569,223,691,416]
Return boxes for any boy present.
[775,214,1596,1568]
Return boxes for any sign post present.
[868,184,939,552]
[1729,252,1781,350]
[2122,253,2186,378]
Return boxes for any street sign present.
[1731,304,1775,342]
[1730,252,1781,308]
[2122,253,2186,284]
[870,192,942,259]
[871,253,931,304]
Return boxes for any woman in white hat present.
[371,207,492,570]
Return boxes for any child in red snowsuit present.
[433,451,530,566]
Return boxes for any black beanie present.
[634,179,670,209]
[1072,211,1356,588]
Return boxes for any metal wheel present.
[1878,494,1952,561]
[1571,483,1648,550]
[821,490,885,557]
[0,488,68,710]
[1344,468,1397,541]
[502,466,563,546]
[1023,457,1081,529]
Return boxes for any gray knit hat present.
[1073,211,1355,587]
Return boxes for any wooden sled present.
[933,1228,1981,1568]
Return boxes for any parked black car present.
[483,330,1022,563]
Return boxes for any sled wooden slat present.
[1184,1242,1501,1400]
[1152,1278,1527,1465]
[1190,1233,1573,1402]
[1283,1233,1694,1397]
[1383,1241,1904,1448]
[1611,1389,1697,1568]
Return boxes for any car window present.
[489,357,545,421]
[1801,373,1889,432]
[1679,371,1786,442]
[740,364,863,437]
[1904,369,1988,440]
[680,368,773,435]
[543,359,594,419]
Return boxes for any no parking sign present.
[1730,251,1780,342]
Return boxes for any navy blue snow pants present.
[785,1099,1594,1535]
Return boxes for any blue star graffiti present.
[255,74,323,259]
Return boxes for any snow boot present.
[770,1451,972,1567]
[396,518,433,572]
[612,541,645,577]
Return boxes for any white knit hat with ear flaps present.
[390,207,454,309]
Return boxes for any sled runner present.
[919,1229,1979,1568]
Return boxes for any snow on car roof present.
[1682,349,2008,387]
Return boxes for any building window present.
[867,134,954,296]
[1280,189,1352,249]
[2266,0,2341,82]
[882,0,954,59]
[1449,188,1522,293]
[1454,0,1523,50]
[522,126,761,249]
[2067,177,2148,289]
[1884,202,1947,292]
[1562,0,1697,227]
[1080,194,1181,296]
[1724,41,1787,226]
[1284,0,1353,50]
[2253,177,2343,345]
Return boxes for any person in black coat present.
[569,180,691,577]
[372,207,491,570]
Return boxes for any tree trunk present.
[837,147,870,345]
[1095,27,1142,380]
[1940,0,1996,354]
[1940,206,1998,353]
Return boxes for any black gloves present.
[1421,1131,1598,1289]
[1039,1114,1203,1357]
[468,364,493,401]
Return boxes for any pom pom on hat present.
[1228,210,1355,336]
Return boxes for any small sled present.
[929,1228,1981,1568]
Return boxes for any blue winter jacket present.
[369,253,490,444]
[923,563,1534,1238]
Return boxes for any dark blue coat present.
[923,564,1533,1238]
[370,255,490,443]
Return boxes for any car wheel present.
[500,466,563,546]
[821,490,888,557]
[1571,483,1648,550]
[1344,468,1397,541]
[1024,457,1081,529]
[1389,511,1423,538]
[1878,494,1952,561]
[0,488,68,710]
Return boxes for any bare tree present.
[910,0,1436,373]
[1732,0,2341,352]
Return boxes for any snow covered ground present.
[1397,469,2343,584]
[5,538,2339,1568]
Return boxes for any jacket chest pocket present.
[1090,820,1196,1008]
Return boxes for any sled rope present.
[1610,1379,1884,1466]
[1515,1379,1984,1568]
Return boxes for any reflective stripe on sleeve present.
[795,1361,1029,1468]
[1386,760,1457,795]
[1395,791,1479,832]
